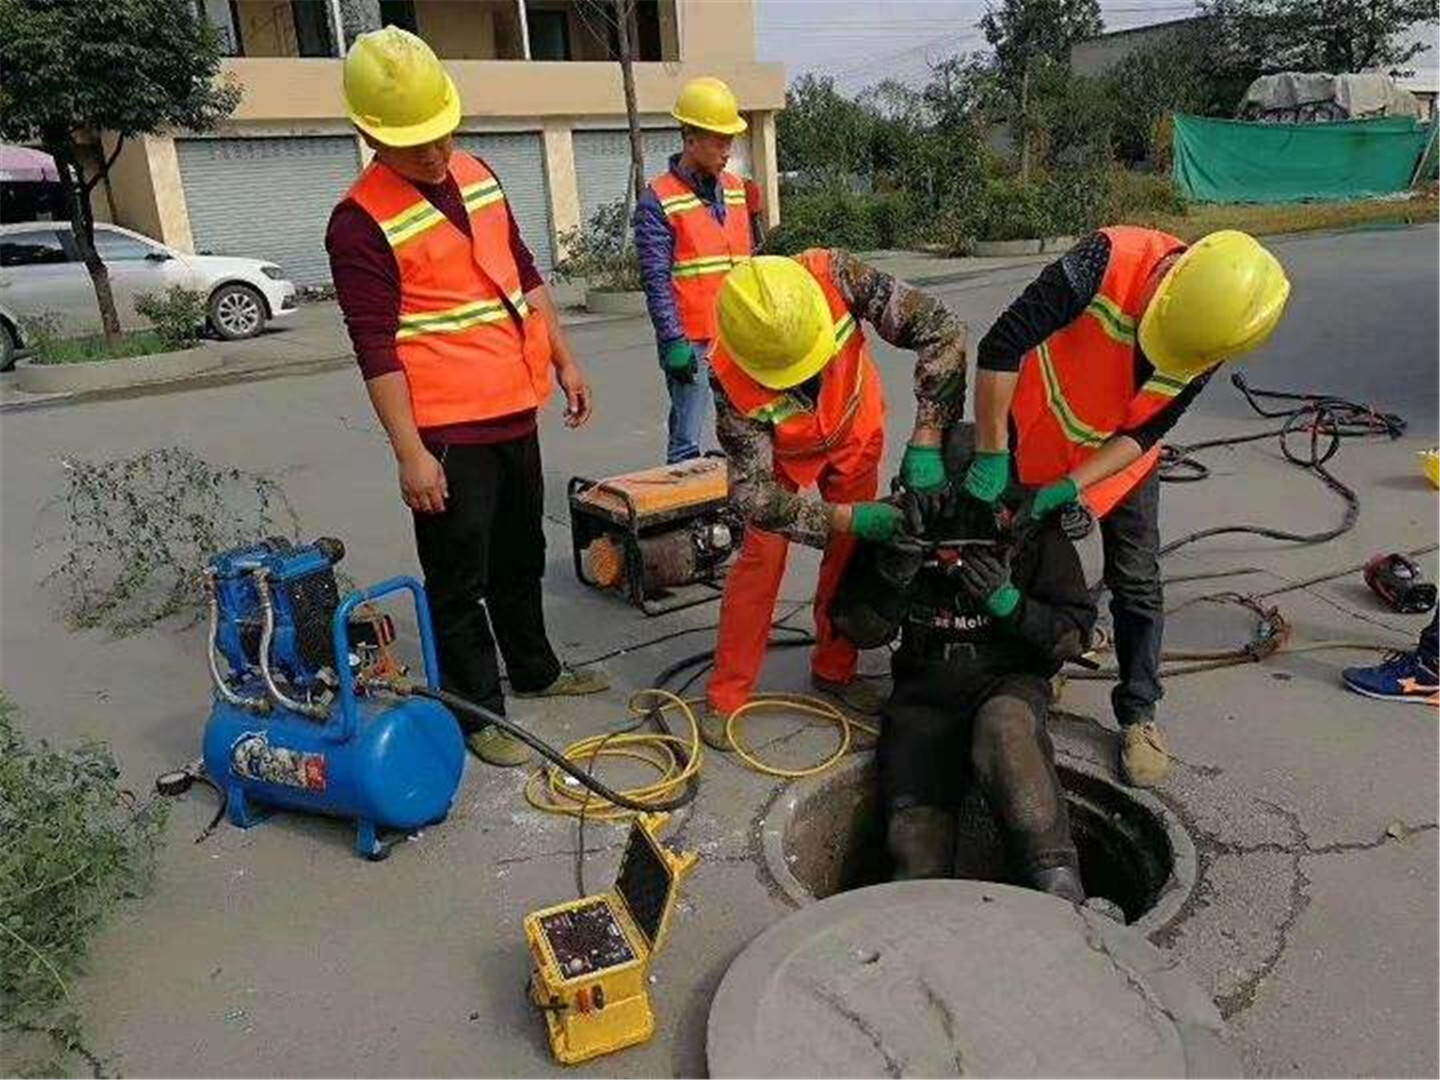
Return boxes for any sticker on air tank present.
[231,732,328,791]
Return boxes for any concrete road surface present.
[1,224,1435,1077]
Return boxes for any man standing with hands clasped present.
[327,28,607,768]
[633,76,754,463]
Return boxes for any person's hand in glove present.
[962,449,1011,505]
[661,339,698,384]
[848,501,906,543]
[955,547,1021,618]
[1010,476,1080,529]
[899,442,951,521]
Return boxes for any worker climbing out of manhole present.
[829,423,1097,904]
[963,228,1292,788]
[700,252,967,748]
[326,28,609,769]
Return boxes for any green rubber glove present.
[962,450,1011,504]
[986,582,1022,618]
[956,548,1021,618]
[850,502,905,543]
[661,339,698,384]
[899,443,946,493]
[1031,476,1081,519]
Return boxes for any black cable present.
[1156,373,1405,557]
[154,763,228,843]
[652,634,818,696]
[399,684,699,814]
[574,719,646,899]
[567,601,813,670]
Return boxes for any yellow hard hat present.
[1139,230,1291,381]
[717,256,835,390]
[344,27,461,147]
[672,76,748,136]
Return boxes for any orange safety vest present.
[710,248,885,490]
[346,151,552,428]
[649,168,752,342]
[1010,225,1191,517]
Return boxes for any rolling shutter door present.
[454,132,555,273]
[572,128,681,226]
[176,136,360,286]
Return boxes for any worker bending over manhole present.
[832,423,1098,905]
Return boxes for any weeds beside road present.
[1124,187,1439,242]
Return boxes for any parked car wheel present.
[209,283,268,341]
[0,321,17,373]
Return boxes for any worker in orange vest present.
[964,228,1291,787]
[701,251,968,748]
[633,77,753,464]
[327,28,607,768]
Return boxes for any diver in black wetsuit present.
[832,424,1096,901]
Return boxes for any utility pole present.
[613,0,645,209]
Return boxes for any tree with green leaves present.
[1201,0,1440,78]
[979,0,1103,90]
[977,0,1103,178]
[777,73,879,186]
[0,0,239,347]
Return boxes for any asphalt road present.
[895,223,1440,438]
[1,223,1435,1078]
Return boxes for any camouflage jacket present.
[712,249,968,549]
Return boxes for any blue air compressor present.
[198,537,464,859]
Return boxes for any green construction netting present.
[1172,114,1436,203]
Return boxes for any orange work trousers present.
[707,452,881,714]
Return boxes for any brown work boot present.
[697,702,732,752]
[1120,721,1171,788]
[466,726,533,768]
[811,674,889,717]
[511,664,610,698]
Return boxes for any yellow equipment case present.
[524,814,697,1064]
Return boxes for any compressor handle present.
[330,576,443,742]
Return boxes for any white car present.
[0,221,298,370]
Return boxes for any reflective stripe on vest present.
[1011,226,1188,516]
[396,288,531,340]
[649,168,752,341]
[345,151,553,428]
[710,249,884,489]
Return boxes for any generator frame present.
[567,457,741,617]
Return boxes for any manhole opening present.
[772,756,1188,928]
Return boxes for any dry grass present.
[1124,188,1439,242]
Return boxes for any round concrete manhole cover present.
[707,880,1238,1078]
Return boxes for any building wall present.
[106,0,784,273]
[415,0,498,60]
[102,134,192,249]
[1069,17,1207,77]
[219,56,784,122]
[233,0,299,58]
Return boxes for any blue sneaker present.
[1342,649,1438,706]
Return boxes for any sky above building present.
[754,0,1439,93]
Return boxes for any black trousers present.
[879,657,1079,879]
[1100,465,1164,726]
[412,435,561,728]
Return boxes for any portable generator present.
[569,457,743,616]
[199,536,464,859]
[525,814,697,1064]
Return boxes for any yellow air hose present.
[523,690,881,817]
[725,693,879,779]
[524,689,703,821]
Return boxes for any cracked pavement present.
[1,225,1435,1076]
